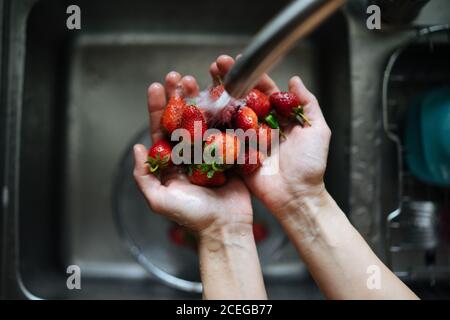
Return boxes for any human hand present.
[133,71,253,234]
[209,55,332,220]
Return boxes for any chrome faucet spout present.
[224,0,346,98]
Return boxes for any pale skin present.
[133,55,418,300]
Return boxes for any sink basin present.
[3,0,350,299]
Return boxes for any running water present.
[192,89,244,127]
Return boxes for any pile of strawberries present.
[146,84,309,187]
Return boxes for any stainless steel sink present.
[2,0,350,299]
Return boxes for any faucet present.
[223,0,347,98]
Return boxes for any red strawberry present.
[253,223,268,243]
[205,132,240,164]
[269,91,311,126]
[146,139,172,174]
[161,96,187,134]
[257,123,273,152]
[180,105,207,144]
[169,225,197,248]
[169,225,186,246]
[245,89,271,119]
[210,84,225,101]
[234,106,259,131]
[188,165,227,187]
[238,147,264,175]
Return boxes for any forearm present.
[278,189,418,300]
[198,220,267,300]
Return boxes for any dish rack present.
[382,25,450,285]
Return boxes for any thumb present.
[288,76,326,124]
[133,144,164,203]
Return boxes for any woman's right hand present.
[210,55,332,220]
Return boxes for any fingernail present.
[149,82,162,92]
[167,71,180,78]
[183,75,194,82]
[218,54,233,62]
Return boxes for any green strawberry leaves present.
[264,113,286,139]
[188,161,231,180]
[145,153,171,174]
[293,106,311,127]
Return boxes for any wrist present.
[273,182,328,219]
[275,186,351,257]
[198,214,267,300]
[276,186,337,239]
[199,214,254,252]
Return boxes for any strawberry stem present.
[295,114,304,126]
[265,113,286,140]
[211,161,225,172]
[264,113,279,129]
[149,164,159,173]
[294,106,311,127]
[299,112,311,126]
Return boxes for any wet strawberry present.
[146,139,172,174]
[169,225,186,246]
[238,147,264,175]
[269,91,311,126]
[188,165,227,187]
[253,223,268,243]
[234,106,259,131]
[169,225,197,248]
[245,89,271,119]
[257,122,273,152]
[180,105,208,144]
[205,132,240,165]
[161,96,187,134]
[210,84,225,101]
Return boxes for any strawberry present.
[257,123,273,152]
[169,225,197,249]
[188,165,227,187]
[234,106,259,131]
[146,139,172,174]
[253,223,268,243]
[161,96,187,134]
[169,225,186,246]
[269,91,311,126]
[238,147,264,175]
[210,84,225,101]
[245,89,271,119]
[204,132,240,165]
[180,105,207,143]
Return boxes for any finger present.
[133,144,163,195]
[165,71,182,98]
[181,75,200,98]
[209,62,221,85]
[147,83,166,142]
[254,74,280,96]
[288,76,325,123]
[216,55,235,78]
